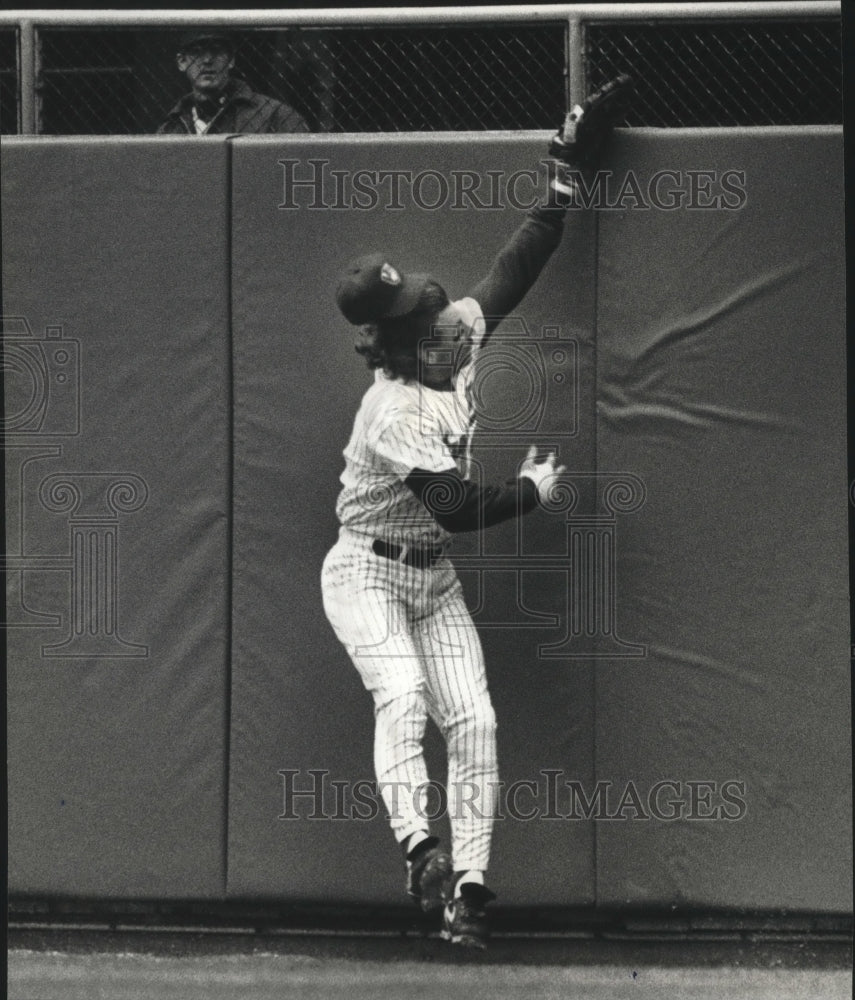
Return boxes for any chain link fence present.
[0,12,843,135]
[32,24,567,134]
[586,18,842,127]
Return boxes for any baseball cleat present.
[407,842,454,914]
[440,883,496,949]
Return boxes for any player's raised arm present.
[469,75,633,340]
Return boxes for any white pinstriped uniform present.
[321,297,498,872]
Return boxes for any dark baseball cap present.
[177,30,235,53]
[336,253,432,325]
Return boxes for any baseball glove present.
[549,74,633,168]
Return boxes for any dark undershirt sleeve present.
[404,467,538,534]
[467,203,566,337]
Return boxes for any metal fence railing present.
[0,4,843,135]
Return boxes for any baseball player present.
[322,77,631,949]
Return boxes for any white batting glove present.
[519,446,567,505]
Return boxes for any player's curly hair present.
[354,280,450,381]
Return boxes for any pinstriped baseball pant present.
[321,528,498,872]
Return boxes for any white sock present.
[404,830,431,860]
[454,869,485,897]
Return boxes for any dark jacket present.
[157,79,309,135]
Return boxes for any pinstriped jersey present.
[335,298,486,545]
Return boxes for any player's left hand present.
[519,446,567,505]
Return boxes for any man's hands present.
[519,446,567,505]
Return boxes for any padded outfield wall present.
[2,131,850,910]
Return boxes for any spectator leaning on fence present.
[158,31,309,135]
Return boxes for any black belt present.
[372,538,445,569]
